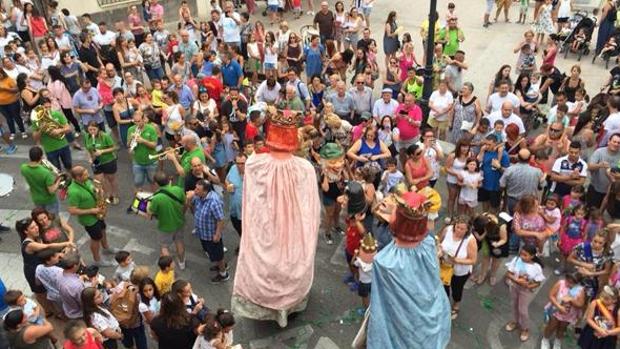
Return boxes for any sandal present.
[520,329,529,342]
[476,274,487,285]
[451,308,459,320]
[489,276,497,286]
[505,321,518,332]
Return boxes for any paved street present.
[0,0,612,348]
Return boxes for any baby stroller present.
[593,29,620,69]
[561,11,596,61]
[300,25,320,47]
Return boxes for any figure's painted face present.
[321,156,345,182]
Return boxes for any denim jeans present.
[0,100,24,134]
[46,145,72,171]
[121,323,147,349]
[146,67,164,81]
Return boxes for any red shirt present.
[394,103,422,141]
[201,76,223,104]
[345,218,363,255]
[245,123,259,142]
[63,331,102,349]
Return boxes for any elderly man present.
[222,1,242,49]
[328,81,356,123]
[350,74,374,123]
[178,29,199,65]
[500,148,545,212]
[169,74,194,113]
[486,80,520,114]
[394,93,423,168]
[372,88,399,121]
[184,157,220,199]
[166,135,206,186]
[313,1,335,43]
[587,133,620,207]
[278,85,305,112]
[550,140,588,197]
[286,68,311,109]
[485,101,525,136]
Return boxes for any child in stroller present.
[599,36,618,60]
[571,28,587,52]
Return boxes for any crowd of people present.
[2,0,620,347]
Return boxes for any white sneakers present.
[541,338,561,349]
[554,340,561,349]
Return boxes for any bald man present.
[67,166,118,267]
[485,101,526,137]
[184,156,220,199]
[499,147,545,213]
[166,134,206,187]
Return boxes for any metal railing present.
[97,0,139,7]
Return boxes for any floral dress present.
[535,4,555,35]
[573,242,614,299]
[449,96,477,144]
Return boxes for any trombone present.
[148,146,184,161]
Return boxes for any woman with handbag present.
[438,215,478,320]
[448,82,482,144]
[470,212,508,286]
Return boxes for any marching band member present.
[20,146,61,215]
[127,110,159,194]
[84,121,120,206]
[166,134,206,187]
[66,166,118,267]
[31,97,73,171]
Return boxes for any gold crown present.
[394,191,431,220]
[268,107,298,127]
[360,233,378,253]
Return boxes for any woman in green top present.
[84,121,120,205]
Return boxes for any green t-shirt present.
[127,123,158,166]
[33,110,69,153]
[67,180,98,227]
[178,147,205,187]
[148,184,185,233]
[404,80,423,99]
[84,132,117,165]
[20,163,56,205]
[439,28,463,57]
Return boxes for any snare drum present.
[131,192,153,217]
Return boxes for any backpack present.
[110,283,140,328]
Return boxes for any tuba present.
[41,159,71,190]
[92,179,107,220]
[31,106,65,140]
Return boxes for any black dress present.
[578,305,618,349]
[21,239,45,293]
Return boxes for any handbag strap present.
[454,234,467,259]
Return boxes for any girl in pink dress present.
[540,273,586,349]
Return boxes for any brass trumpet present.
[148,146,184,161]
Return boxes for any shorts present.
[85,220,106,241]
[458,197,478,208]
[486,0,495,13]
[358,282,371,297]
[557,17,569,23]
[93,159,118,175]
[345,250,354,265]
[267,4,278,12]
[322,194,337,206]
[397,137,418,152]
[427,116,449,130]
[133,163,158,187]
[159,229,184,247]
[478,188,502,207]
[200,239,224,262]
[263,62,276,70]
[362,6,372,17]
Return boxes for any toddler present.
[561,184,585,223]
[4,290,43,324]
[540,195,561,252]
[571,28,587,52]
[600,37,618,59]
[557,204,587,275]
[585,209,604,242]
[155,255,175,294]
[378,157,404,196]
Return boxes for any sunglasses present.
[356,81,364,84]
[550,128,562,132]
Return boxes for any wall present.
[56,0,199,26]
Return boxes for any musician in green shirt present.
[84,121,119,205]
[31,97,72,171]
[127,111,159,193]
[166,135,206,187]
[20,146,61,214]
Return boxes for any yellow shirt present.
[155,269,174,294]
[151,89,165,108]
[0,77,18,105]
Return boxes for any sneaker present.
[306,10,315,16]
[178,260,186,270]
[334,226,345,236]
[0,224,10,232]
[223,246,228,253]
[111,197,120,206]
[9,133,15,140]
[21,133,28,139]
[126,206,134,214]
[102,247,120,255]
[209,264,229,272]
[74,132,81,138]
[211,272,230,283]
[348,281,359,292]
[325,233,333,245]
[4,144,16,154]
[553,340,561,349]
[553,269,563,276]
[540,337,550,349]
[93,259,116,267]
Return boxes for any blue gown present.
[367,235,451,349]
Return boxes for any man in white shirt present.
[485,101,525,136]
[93,22,116,47]
[550,140,588,197]
[52,25,73,52]
[80,14,100,37]
[255,76,281,104]
[2,56,31,80]
[372,88,399,122]
[547,91,578,123]
[221,1,241,49]
[486,80,520,114]
[602,95,620,147]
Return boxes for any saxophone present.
[40,159,71,190]
[128,125,143,153]
[32,106,65,140]
[92,179,107,220]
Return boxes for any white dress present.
[458,170,482,207]
[558,0,572,19]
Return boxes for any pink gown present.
[231,152,320,327]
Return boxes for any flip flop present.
[520,329,529,342]
[505,321,517,332]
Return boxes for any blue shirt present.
[221,60,243,88]
[304,44,324,78]
[178,41,198,61]
[200,61,214,76]
[169,84,194,110]
[481,149,510,191]
[0,277,7,314]
[192,191,225,241]
[226,164,243,218]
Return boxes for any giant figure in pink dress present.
[231,107,321,327]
